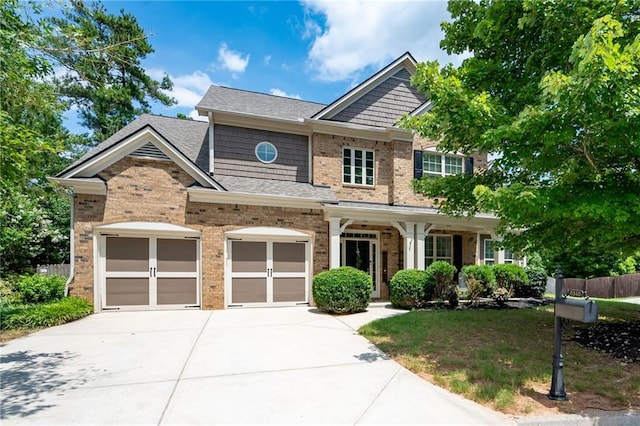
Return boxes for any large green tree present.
[47,0,175,143]
[404,0,640,274]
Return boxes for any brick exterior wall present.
[72,157,328,310]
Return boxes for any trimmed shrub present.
[0,297,93,329]
[461,265,496,297]
[312,267,371,314]
[521,266,547,298]
[15,274,65,304]
[492,264,529,297]
[388,269,431,309]
[427,261,457,301]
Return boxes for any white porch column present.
[476,232,482,265]
[497,248,506,264]
[415,222,426,270]
[405,221,415,269]
[329,217,341,269]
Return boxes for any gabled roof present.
[59,114,210,176]
[311,52,426,125]
[56,114,222,190]
[196,86,326,121]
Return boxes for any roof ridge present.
[210,85,327,106]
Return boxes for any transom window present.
[423,153,464,177]
[483,239,496,265]
[343,148,374,186]
[425,235,452,266]
[255,141,278,163]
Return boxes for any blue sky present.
[64,1,467,131]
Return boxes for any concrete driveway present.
[1,303,512,425]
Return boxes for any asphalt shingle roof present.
[197,86,326,121]
[59,114,209,176]
[214,175,337,202]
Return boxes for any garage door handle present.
[149,267,156,277]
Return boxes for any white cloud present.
[269,88,302,100]
[301,0,458,82]
[216,43,250,73]
[264,55,272,65]
[147,69,215,108]
[188,110,208,122]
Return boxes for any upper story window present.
[423,153,463,177]
[255,141,277,163]
[343,148,374,186]
[414,151,471,179]
[425,235,452,266]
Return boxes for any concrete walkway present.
[1,303,513,425]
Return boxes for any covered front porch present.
[324,202,507,299]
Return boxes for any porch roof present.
[322,201,498,232]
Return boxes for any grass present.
[359,299,640,415]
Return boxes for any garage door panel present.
[273,242,305,273]
[232,278,267,303]
[273,277,305,302]
[106,238,149,272]
[232,242,266,273]
[106,278,149,306]
[157,278,197,305]
[157,239,197,273]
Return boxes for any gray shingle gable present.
[197,86,326,121]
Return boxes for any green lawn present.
[359,299,640,415]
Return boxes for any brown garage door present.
[230,240,307,306]
[104,236,199,309]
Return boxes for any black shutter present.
[414,151,423,179]
[465,157,474,175]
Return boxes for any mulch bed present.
[573,321,640,363]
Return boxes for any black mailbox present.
[555,298,598,323]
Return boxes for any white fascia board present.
[196,108,311,136]
[409,101,433,117]
[305,119,413,142]
[48,177,107,195]
[322,204,498,230]
[61,127,223,190]
[313,54,417,120]
[188,187,324,209]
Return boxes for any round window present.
[255,141,278,163]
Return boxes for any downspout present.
[208,111,215,175]
[64,189,75,296]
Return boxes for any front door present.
[341,234,380,298]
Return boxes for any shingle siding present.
[214,124,309,182]
[329,70,426,128]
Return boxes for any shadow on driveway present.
[0,350,80,419]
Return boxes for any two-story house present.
[52,52,509,312]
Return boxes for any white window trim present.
[425,234,453,265]
[423,152,465,177]
[255,141,278,164]
[483,239,495,265]
[343,147,375,186]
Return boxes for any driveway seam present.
[354,364,403,425]
[157,310,213,425]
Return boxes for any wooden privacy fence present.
[36,264,70,277]
[564,273,640,298]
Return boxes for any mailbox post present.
[548,268,568,400]
[548,268,599,401]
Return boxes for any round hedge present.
[388,269,431,309]
[312,267,372,314]
[461,265,496,297]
